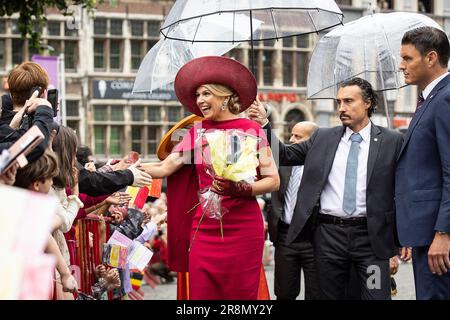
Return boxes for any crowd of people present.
[0,61,172,299]
[1,26,449,300]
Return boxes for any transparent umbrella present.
[307,12,442,125]
[160,0,344,73]
[132,13,259,94]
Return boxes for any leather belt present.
[317,213,367,226]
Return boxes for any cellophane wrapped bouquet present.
[189,128,260,245]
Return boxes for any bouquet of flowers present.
[188,128,260,246]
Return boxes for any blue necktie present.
[343,133,363,215]
[283,166,302,224]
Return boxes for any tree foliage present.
[0,0,103,50]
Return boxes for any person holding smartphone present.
[0,61,55,163]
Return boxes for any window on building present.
[66,100,79,117]
[47,21,61,36]
[147,21,160,37]
[296,35,310,48]
[47,40,61,55]
[131,20,144,36]
[263,32,276,47]
[183,108,192,118]
[131,126,143,154]
[147,39,158,51]
[262,51,273,85]
[64,41,78,70]
[94,40,105,70]
[12,39,24,65]
[110,106,124,121]
[110,19,123,36]
[131,106,144,121]
[418,0,433,13]
[109,40,122,71]
[94,19,107,35]
[11,20,20,34]
[131,41,144,71]
[0,20,6,34]
[296,52,308,87]
[147,126,159,155]
[92,105,127,157]
[148,106,161,121]
[283,36,294,48]
[94,105,108,121]
[282,51,293,86]
[94,126,106,155]
[110,126,123,156]
[168,106,182,122]
[0,40,4,68]
[93,19,124,71]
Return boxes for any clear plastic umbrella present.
[132,13,260,94]
[160,0,344,73]
[307,12,442,100]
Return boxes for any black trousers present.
[274,221,321,300]
[313,221,390,300]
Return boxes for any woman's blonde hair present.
[202,84,241,114]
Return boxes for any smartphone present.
[46,89,58,117]
[29,86,43,99]
[0,125,44,175]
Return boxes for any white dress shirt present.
[282,165,304,225]
[319,122,371,218]
[422,72,449,99]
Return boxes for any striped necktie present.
[415,93,425,113]
[283,166,302,224]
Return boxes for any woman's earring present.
[221,100,227,111]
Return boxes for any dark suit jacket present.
[77,161,135,197]
[268,166,298,246]
[266,122,403,259]
[396,74,450,247]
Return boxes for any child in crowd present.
[14,149,78,297]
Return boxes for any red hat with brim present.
[174,56,257,117]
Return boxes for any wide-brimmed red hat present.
[174,56,257,117]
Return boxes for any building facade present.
[0,0,449,160]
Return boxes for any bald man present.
[267,121,321,300]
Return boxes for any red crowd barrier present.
[73,217,111,296]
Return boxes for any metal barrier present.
[73,217,111,296]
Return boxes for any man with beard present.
[249,77,403,299]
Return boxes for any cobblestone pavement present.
[143,260,415,300]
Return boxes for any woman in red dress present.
[141,56,279,299]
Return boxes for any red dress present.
[170,118,267,300]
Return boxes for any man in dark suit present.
[397,26,450,299]
[268,121,320,300]
[249,77,403,299]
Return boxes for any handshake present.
[128,161,153,188]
